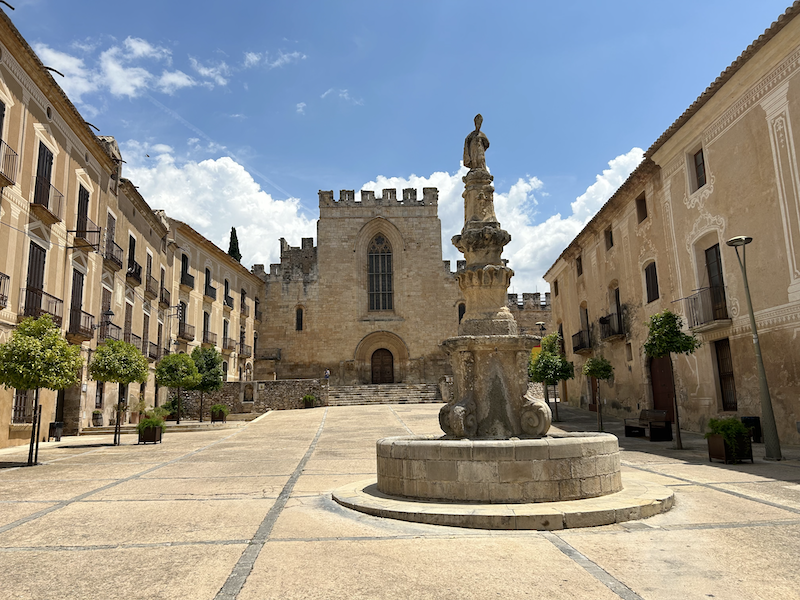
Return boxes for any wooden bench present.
[624,410,673,442]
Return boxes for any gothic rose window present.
[368,234,393,311]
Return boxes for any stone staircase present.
[327,383,442,407]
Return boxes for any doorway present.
[371,349,394,384]
[649,356,675,422]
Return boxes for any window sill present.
[361,315,404,322]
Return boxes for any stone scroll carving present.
[520,389,552,437]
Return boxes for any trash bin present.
[48,421,64,442]
[741,416,762,444]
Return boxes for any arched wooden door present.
[371,349,394,384]
[650,356,675,422]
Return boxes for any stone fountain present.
[333,116,673,528]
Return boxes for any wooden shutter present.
[77,185,89,233]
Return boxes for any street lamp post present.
[726,236,782,460]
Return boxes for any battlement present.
[266,237,318,282]
[319,187,439,207]
[506,292,551,311]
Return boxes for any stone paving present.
[1,404,799,599]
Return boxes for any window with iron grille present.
[12,389,31,423]
[368,234,393,311]
[645,262,659,303]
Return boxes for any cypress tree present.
[228,227,242,263]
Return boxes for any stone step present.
[327,383,443,407]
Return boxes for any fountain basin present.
[376,432,622,503]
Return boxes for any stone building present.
[544,3,800,444]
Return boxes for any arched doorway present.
[371,349,394,384]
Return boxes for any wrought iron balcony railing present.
[145,274,159,299]
[19,287,63,325]
[177,322,195,341]
[99,322,122,342]
[159,286,171,308]
[31,176,64,224]
[240,302,250,317]
[572,329,591,353]
[162,345,171,359]
[202,330,217,346]
[599,312,624,340]
[70,215,101,249]
[254,309,263,322]
[0,139,18,187]
[685,286,729,329]
[223,294,234,309]
[0,271,9,309]
[126,260,142,285]
[104,239,123,270]
[222,337,238,353]
[124,331,142,351]
[204,284,217,301]
[68,308,95,340]
[180,271,194,290]
[148,341,159,360]
[239,343,252,358]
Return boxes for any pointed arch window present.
[368,234,393,311]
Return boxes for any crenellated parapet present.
[506,292,552,311]
[319,187,439,207]
[266,237,318,282]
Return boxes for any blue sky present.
[8,0,794,292]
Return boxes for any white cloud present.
[320,88,363,105]
[266,51,306,69]
[296,102,306,114]
[243,52,262,68]
[189,57,230,86]
[321,88,333,99]
[33,43,98,102]
[123,143,316,267]
[99,46,153,97]
[123,37,171,62]
[157,70,196,94]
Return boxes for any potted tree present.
[705,417,753,464]
[137,407,167,444]
[155,353,200,425]
[529,333,574,421]
[191,346,223,422]
[644,310,700,450]
[129,397,146,425]
[303,394,316,409]
[88,339,150,446]
[582,356,614,432]
[210,403,230,423]
[0,315,84,465]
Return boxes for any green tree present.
[191,346,224,422]
[644,309,701,449]
[582,356,614,432]
[529,332,575,421]
[155,353,200,425]
[0,315,83,465]
[228,227,242,263]
[89,339,150,445]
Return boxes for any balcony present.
[258,348,282,361]
[144,274,159,300]
[103,239,123,271]
[69,215,101,251]
[159,287,170,309]
[0,271,9,309]
[599,312,625,341]
[19,287,63,326]
[99,322,122,342]
[30,176,64,225]
[254,309,263,322]
[162,345,171,359]
[126,260,142,286]
[239,343,252,358]
[177,322,195,342]
[180,271,194,291]
[685,286,731,332]
[240,303,250,317]
[572,329,591,354]
[204,284,217,302]
[223,294,234,310]
[67,308,95,343]
[202,330,217,347]
[148,341,160,361]
[124,331,142,352]
[0,139,18,187]
[222,337,238,354]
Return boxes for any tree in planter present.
[644,309,700,450]
[191,346,223,422]
[155,353,200,425]
[582,356,614,432]
[88,339,149,446]
[0,315,84,465]
[529,333,575,421]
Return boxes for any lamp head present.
[726,235,753,247]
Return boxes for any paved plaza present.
[1,404,799,600]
